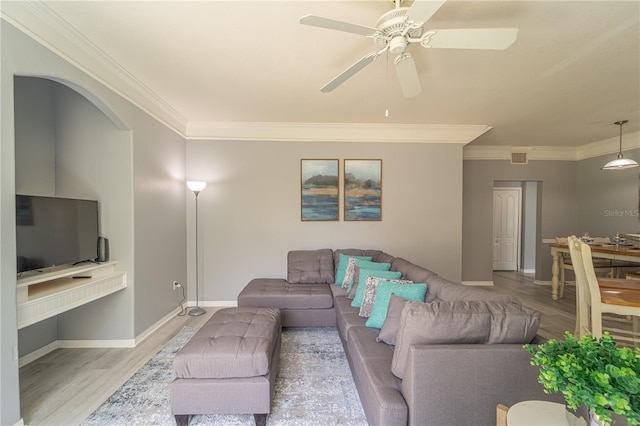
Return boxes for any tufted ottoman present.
[170,307,281,426]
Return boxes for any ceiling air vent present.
[511,152,528,165]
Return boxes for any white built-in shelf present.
[17,262,126,329]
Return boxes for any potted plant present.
[525,332,640,425]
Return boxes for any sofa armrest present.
[401,343,567,426]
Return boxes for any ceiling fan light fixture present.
[389,36,408,54]
[602,120,639,170]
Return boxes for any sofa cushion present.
[334,249,384,269]
[360,277,413,318]
[346,326,408,426]
[238,279,333,309]
[352,269,402,308]
[330,283,348,299]
[366,282,427,329]
[343,258,391,291]
[173,307,280,379]
[287,249,334,284]
[334,296,366,343]
[391,300,541,378]
[424,275,517,303]
[374,252,397,265]
[390,257,438,283]
[335,253,372,286]
[348,263,383,299]
[376,294,408,345]
[344,259,392,292]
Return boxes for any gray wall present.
[522,181,539,271]
[463,160,578,282]
[52,82,135,340]
[463,149,640,284]
[2,20,187,425]
[14,77,135,346]
[186,140,465,304]
[577,149,640,237]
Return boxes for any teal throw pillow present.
[351,269,402,308]
[335,254,372,285]
[344,260,391,293]
[366,282,427,329]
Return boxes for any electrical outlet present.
[172,280,180,291]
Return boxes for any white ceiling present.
[3,0,640,150]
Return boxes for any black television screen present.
[16,195,99,273]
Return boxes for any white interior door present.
[493,188,521,271]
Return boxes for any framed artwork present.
[301,159,339,221]
[344,159,382,221]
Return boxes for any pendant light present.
[602,120,639,170]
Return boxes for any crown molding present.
[577,131,640,160]
[4,2,639,149]
[463,145,577,161]
[1,1,491,144]
[464,131,640,161]
[1,1,188,135]
[186,122,492,143]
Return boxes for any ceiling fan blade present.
[406,0,446,23]
[423,28,519,50]
[394,53,422,98]
[320,52,379,93]
[300,14,379,37]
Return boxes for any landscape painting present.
[301,159,339,221]
[344,159,382,221]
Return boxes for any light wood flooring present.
[19,273,577,426]
[488,271,578,340]
[20,309,220,426]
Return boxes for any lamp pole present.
[187,181,206,316]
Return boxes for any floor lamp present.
[187,180,206,316]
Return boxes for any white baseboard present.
[19,341,59,367]
[461,281,494,286]
[20,305,198,366]
[521,269,535,273]
[58,339,136,349]
[134,306,183,346]
[12,418,24,426]
[19,338,138,366]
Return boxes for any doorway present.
[493,187,521,271]
[492,181,540,273]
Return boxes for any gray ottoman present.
[171,307,281,426]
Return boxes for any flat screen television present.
[16,194,99,273]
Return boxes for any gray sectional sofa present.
[238,248,566,426]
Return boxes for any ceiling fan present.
[300,0,519,98]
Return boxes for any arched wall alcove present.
[14,75,135,358]
[18,74,130,131]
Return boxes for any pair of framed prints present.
[301,159,381,222]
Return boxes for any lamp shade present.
[602,120,639,170]
[187,181,207,193]
[602,156,639,170]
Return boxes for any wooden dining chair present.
[568,236,640,343]
[496,403,508,426]
[555,237,625,299]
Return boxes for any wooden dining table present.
[550,242,640,300]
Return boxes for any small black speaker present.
[97,237,110,263]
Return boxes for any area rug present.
[82,327,367,425]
